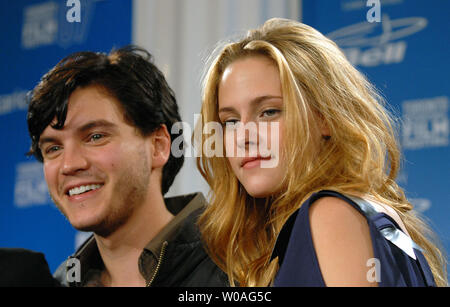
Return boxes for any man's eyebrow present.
[218,95,283,114]
[38,137,58,148]
[77,119,118,132]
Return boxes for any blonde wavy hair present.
[196,18,447,286]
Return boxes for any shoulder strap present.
[346,195,423,260]
[270,210,299,264]
[347,194,437,286]
[270,190,424,264]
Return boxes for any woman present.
[196,18,447,286]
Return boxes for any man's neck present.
[94,191,174,287]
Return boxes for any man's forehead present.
[39,89,125,141]
[46,86,124,129]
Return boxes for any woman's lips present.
[241,157,272,169]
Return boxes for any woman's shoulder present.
[309,195,366,224]
[308,196,378,286]
[307,190,408,235]
[274,190,436,286]
[272,192,378,286]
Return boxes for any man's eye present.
[89,133,104,142]
[45,145,61,154]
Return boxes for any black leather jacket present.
[53,193,228,287]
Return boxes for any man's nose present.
[60,145,89,176]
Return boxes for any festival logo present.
[21,0,97,49]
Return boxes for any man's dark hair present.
[27,46,184,195]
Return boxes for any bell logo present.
[344,41,406,67]
[327,15,427,67]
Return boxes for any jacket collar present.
[64,192,207,286]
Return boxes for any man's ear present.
[150,125,171,169]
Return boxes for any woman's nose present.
[235,121,259,157]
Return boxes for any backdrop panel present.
[302,0,449,276]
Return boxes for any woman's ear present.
[321,121,331,140]
[150,124,171,169]
[316,112,331,139]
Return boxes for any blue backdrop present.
[0,0,448,280]
[302,0,449,277]
[0,0,132,272]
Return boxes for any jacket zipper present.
[146,241,168,287]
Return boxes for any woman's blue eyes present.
[261,109,280,117]
[222,109,281,125]
[224,119,239,125]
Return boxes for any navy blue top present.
[271,190,436,286]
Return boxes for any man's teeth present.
[69,184,102,196]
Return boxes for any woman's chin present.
[243,183,279,199]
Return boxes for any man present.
[27,46,227,287]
